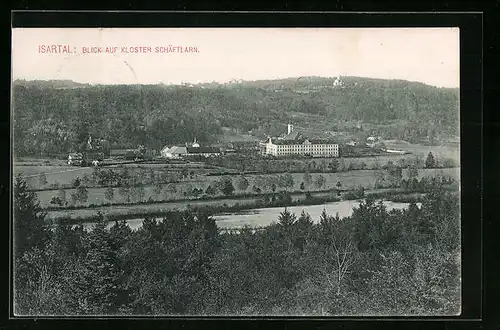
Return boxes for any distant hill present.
[218,76,455,93]
[12,77,459,157]
[12,79,91,89]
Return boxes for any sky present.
[12,28,460,88]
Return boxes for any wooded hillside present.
[12,77,459,157]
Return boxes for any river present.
[80,199,420,231]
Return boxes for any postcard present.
[11,27,461,316]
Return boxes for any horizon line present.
[12,75,459,89]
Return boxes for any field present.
[14,161,231,190]
[15,140,459,190]
[14,143,459,218]
[43,189,371,222]
[34,167,459,208]
[384,140,460,161]
[14,165,96,187]
[44,196,262,222]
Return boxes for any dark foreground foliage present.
[13,175,460,316]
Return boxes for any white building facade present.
[260,137,339,157]
[161,146,187,159]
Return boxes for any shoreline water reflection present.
[78,199,422,231]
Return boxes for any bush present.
[14,175,459,316]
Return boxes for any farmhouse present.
[260,124,339,157]
[161,146,187,159]
[161,139,221,159]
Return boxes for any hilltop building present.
[260,125,339,157]
[333,75,343,87]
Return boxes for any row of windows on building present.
[264,144,339,157]
[275,145,338,151]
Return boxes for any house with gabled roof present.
[161,138,221,159]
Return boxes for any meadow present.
[15,141,459,214]
[14,162,228,189]
[42,188,390,223]
[383,140,460,161]
[35,167,459,209]
[15,141,459,191]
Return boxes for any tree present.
[235,176,249,192]
[119,168,131,186]
[118,186,131,203]
[293,210,314,251]
[315,175,326,190]
[425,151,436,168]
[58,189,67,205]
[388,166,403,187]
[397,158,408,169]
[442,158,457,168]
[13,175,50,259]
[216,177,235,196]
[38,173,47,187]
[165,183,177,195]
[336,181,342,196]
[72,177,81,188]
[71,186,89,205]
[408,164,419,180]
[82,173,92,185]
[282,173,295,191]
[50,196,63,206]
[205,185,216,196]
[338,158,347,172]
[104,187,114,202]
[277,207,297,232]
[151,183,162,196]
[145,168,155,184]
[192,187,203,198]
[296,210,313,229]
[372,158,381,170]
[300,182,305,191]
[252,185,261,194]
[69,216,122,314]
[328,160,339,172]
[374,168,387,189]
[131,185,146,203]
[351,197,390,251]
[303,171,312,188]
[320,213,357,296]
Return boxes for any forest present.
[14,175,460,316]
[12,77,459,157]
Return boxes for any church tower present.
[192,137,200,148]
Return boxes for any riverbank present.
[46,185,437,226]
[46,190,341,224]
[77,199,423,231]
